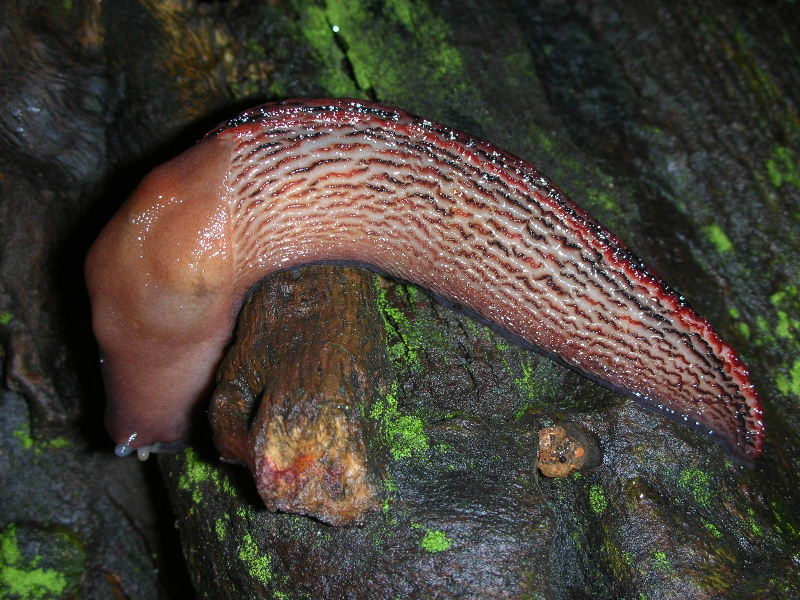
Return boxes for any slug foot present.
[114,433,185,461]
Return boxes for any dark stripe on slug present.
[488,239,511,257]
[289,157,348,175]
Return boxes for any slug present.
[85,98,764,465]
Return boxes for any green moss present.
[771,287,800,340]
[12,427,72,454]
[0,311,13,325]
[585,187,622,216]
[12,427,34,450]
[0,525,68,600]
[238,533,273,585]
[703,224,734,253]
[374,280,425,370]
[513,357,566,417]
[420,528,452,553]
[600,526,634,582]
[178,447,226,504]
[387,413,427,458]
[371,382,429,459]
[382,496,393,514]
[293,0,468,102]
[215,518,228,542]
[771,500,800,538]
[776,359,800,397]
[589,485,608,514]
[766,145,800,190]
[412,523,452,552]
[754,314,774,344]
[728,307,751,339]
[384,475,399,494]
[776,310,799,340]
[220,475,239,497]
[760,285,800,398]
[736,317,751,340]
[381,0,464,84]
[702,519,723,538]
[47,438,71,449]
[324,4,375,91]
[678,468,713,508]
[292,3,362,98]
[651,551,672,573]
[746,508,764,537]
[381,474,400,520]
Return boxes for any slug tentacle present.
[86,98,764,466]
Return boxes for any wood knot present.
[537,423,601,477]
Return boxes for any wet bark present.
[1,1,798,599]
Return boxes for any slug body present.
[86,99,764,465]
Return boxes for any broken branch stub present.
[209,266,389,525]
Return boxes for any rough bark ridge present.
[0,1,798,599]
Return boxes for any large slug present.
[85,98,764,465]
